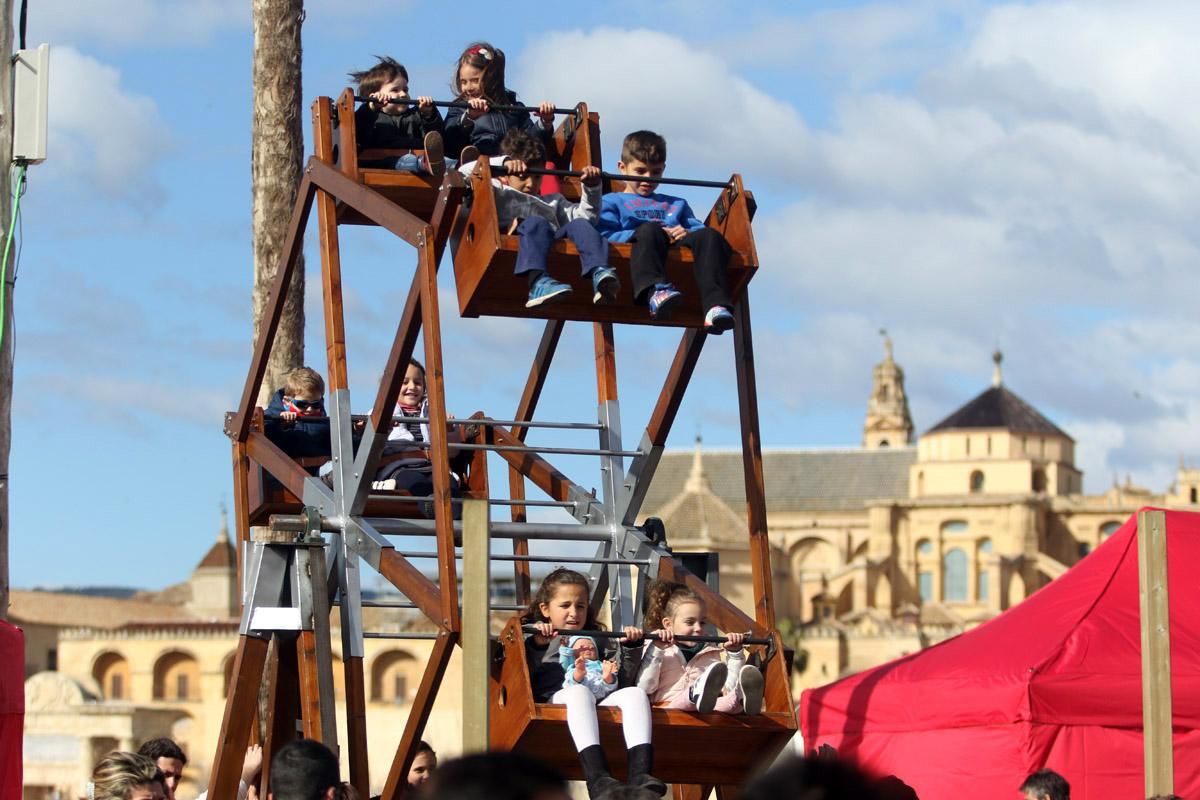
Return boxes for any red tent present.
[800,508,1200,800]
[0,619,23,797]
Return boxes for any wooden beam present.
[312,95,350,393]
[343,656,370,797]
[461,499,491,753]
[658,555,767,639]
[381,630,459,800]
[209,635,270,799]
[509,320,565,602]
[377,548,445,627]
[732,293,775,629]
[260,637,300,796]
[491,426,589,506]
[1138,509,1174,796]
[307,159,429,248]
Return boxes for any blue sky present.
[12,0,1200,589]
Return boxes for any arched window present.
[916,471,924,496]
[371,650,420,704]
[969,470,984,493]
[1099,521,1122,541]
[916,539,933,556]
[1032,468,1047,493]
[941,521,968,535]
[944,548,968,602]
[93,652,130,701]
[1191,487,1197,504]
[878,439,890,448]
[918,571,933,602]
[153,651,200,701]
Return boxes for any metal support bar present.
[364,632,442,641]
[1138,509,1174,796]
[354,95,578,115]
[393,550,652,566]
[520,625,771,647]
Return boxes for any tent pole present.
[1137,509,1173,796]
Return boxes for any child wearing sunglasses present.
[264,366,331,460]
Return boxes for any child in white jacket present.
[460,129,619,309]
[634,580,764,714]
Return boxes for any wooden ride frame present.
[211,90,794,800]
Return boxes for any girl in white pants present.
[522,568,664,799]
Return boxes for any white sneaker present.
[371,478,397,491]
[737,664,764,715]
[690,662,728,713]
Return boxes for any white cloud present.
[44,47,171,209]
[514,28,811,183]
[28,0,245,47]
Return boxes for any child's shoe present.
[458,144,480,167]
[526,274,572,308]
[704,305,735,334]
[590,266,619,304]
[647,283,682,320]
[422,131,445,181]
[371,478,397,491]
[690,662,728,713]
[737,664,764,715]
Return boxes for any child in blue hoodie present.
[597,130,735,334]
[264,366,330,464]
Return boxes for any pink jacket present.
[634,641,745,705]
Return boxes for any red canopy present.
[0,619,23,797]
[800,507,1200,800]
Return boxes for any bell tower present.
[863,330,914,449]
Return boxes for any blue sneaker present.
[704,305,735,334]
[648,284,682,320]
[590,266,619,304]
[526,274,572,308]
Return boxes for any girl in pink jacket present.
[634,580,764,714]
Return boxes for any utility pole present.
[0,0,16,620]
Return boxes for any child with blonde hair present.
[634,579,764,715]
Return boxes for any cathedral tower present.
[863,331,914,449]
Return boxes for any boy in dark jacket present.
[597,130,735,334]
[264,366,330,462]
[350,56,445,178]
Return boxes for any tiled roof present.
[927,386,1071,439]
[8,590,197,629]
[197,539,235,569]
[640,447,917,515]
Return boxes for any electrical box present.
[12,43,49,164]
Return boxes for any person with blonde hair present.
[90,751,166,800]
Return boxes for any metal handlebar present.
[521,625,771,647]
[490,164,734,190]
[354,96,577,115]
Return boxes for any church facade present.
[637,341,1200,691]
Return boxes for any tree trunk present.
[251,0,305,407]
[0,0,15,620]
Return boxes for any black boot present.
[626,743,667,796]
[579,744,622,799]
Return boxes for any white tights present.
[550,684,653,750]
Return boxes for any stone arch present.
[153,650,200,701]
[943,548,968,602]
[1032,468,1047,493]
[789,537,842,620]
[1099,520,1122,542]
[92,650,131,701]
[370,649,421,704]
[969,470,985,493]
[873,570,893,611]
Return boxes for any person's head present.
[270,739,340,800]
[1147,796,1183,800]
[499,130,545,195]
[92,751,167,800]
[136,739,186,800]
[424,752,570,800]
[569,635,599,661]
[644,579,705,637]
[454,41,508,103]
[284,366,326,416]
[349,56,411,116]
[522,568,598,632]
[741,753,881,800]
[617,131,668,197]
[400,359,426,409]
[407,741,438,788]
[1019,768,1070,800]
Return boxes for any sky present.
[11,0,1200,590]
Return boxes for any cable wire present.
[0,163,29,354]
